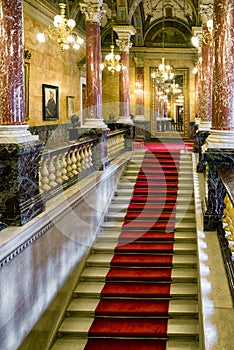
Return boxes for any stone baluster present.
[76,148,82,173]
[54,153,63,185]
[61,153,69,182]
[48,157,57,188]
[66,151,74,178]
[39,158,50,193]
[71,149,78,176]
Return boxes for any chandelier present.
[37,2,84,52]
[101,19,126,74]
[101,44,125,74]
[151,1,174,83]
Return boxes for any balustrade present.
[107,130,125,159]
[39,139,95,195]
[39,129,126,198]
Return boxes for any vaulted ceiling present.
[43,0,201,49]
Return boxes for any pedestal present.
[0,140,45,226]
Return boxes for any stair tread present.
[74,281,198,298]
[98,230,196,238]
[67,298,198,316]
[51,338,200,350]
[87,253,197,267]
[58,316,199,337]
[92,241,197,252]
[81,266,197,282]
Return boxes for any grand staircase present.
[52,148,200,350]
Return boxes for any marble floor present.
[192,153,234,350]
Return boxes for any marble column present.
[0,0,44,227]
[80,0,106,128]
[196,12,213,169]
[203,0,234,149]
[114,26,136,124]
[133,57,145,121]
[202,0,234,230]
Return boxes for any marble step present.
[51,337,201,350]
[51,338,200,350]
[92,241,197,255]
[101,220,196,231]
[117,180,193,189]
[96,229,196,243]
[104,212,195,222]
[57,316,199,339]
[111,196,195,206]
[80,267,197,283]
[74,281,198,299]
[86,253,197,268]
[107,202,195,213]
[66,298,198,318]
[114,189,194,197]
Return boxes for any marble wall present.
[23,11,86,127]
[0,155,129,350]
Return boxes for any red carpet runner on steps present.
[84,143,181,350]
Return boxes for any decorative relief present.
[116,38,132,51]
[80,1,105,23]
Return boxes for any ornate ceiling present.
[39,0,201,48]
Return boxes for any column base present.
[83,118,107,129]
[198,121,211,131]
[135,114,145,122]
[116,116,134,125]
[203,129,234,151]
[0,125,39,143]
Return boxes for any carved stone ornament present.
[116,38,133,52]
[80,1,105,23]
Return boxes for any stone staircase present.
[51,149,200,350]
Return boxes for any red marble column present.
[0,0,25,125]
[114,26,136,124]
[196,55,202,118]
[200,24,213,125]
[86,21,102,119]
[135,66,144,119]
[80,1,105,127]
[119,51,130,118]
[212,0,234,130]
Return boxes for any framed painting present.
[42,84,59,121]
[66,95,75,119]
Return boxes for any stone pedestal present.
[203,149,234,230]
[0,140,44,226]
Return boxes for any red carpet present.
[84,141,181,349]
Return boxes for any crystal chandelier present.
[37,2,84,52]
[151,1,174,82]
[158,57,174,81]
[101,44,125,74]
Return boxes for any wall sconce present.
[37,2,84,52]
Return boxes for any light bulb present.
[53,15,63,27]
[67,35,75,43]
[67,19,76,29]
[73,43,80,50]
[37,33,46,43]
[77,37,84,45]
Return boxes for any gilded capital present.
[80,0,105,23]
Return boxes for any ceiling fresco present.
[39,0,201,48]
